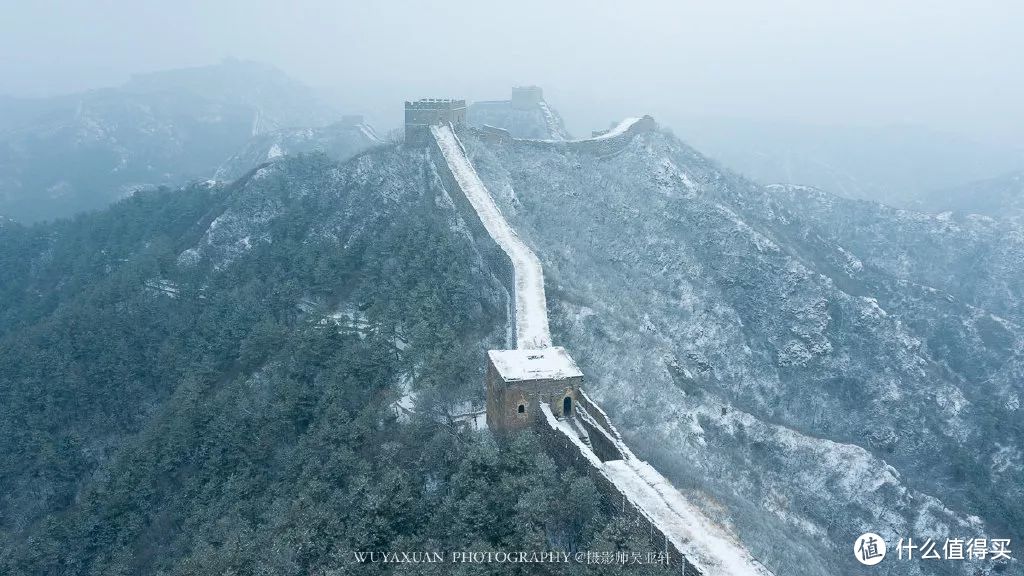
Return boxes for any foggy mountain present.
[1,80,1020,575]
[677,118,1024,208]
[3,0,1023,571]
[916,170,1024,221]
[0,60,352,222]
[0,148,673,575]
[460,123,1022,575]
[213,120,383,181]
[467,89,571,140]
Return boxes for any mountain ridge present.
[460,122,1021,575]
[0,148,680,575]
[915,169,1024,220]
[0,103,1019,574]
[0,60,353,222]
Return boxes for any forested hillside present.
[464,127,1022,576]
[0,151,661,575]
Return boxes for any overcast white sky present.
[2,0,1022,143]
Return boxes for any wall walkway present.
[430,123,551,349]
[429,118,773,576]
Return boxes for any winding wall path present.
[430,118,773,576]
[431,123,551,349]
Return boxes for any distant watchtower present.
[511,86,543,110]
[486,347,582,432]
[404,98,467,145]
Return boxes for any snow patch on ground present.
[143,278,179,298]
[990,443,1022,476]
[688,401,991,544]
[836,245,864,275]
[391,374,416,423]
[860,296,888,318]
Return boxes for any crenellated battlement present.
[405,99,467,145]
[511,85,543,110]
[405,98,467,109]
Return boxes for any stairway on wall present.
[537,101,569,140]
[542,402,773,576]
[602,459,772,576]
[557,412,593,449]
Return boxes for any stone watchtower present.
[486,347,582,432]
[510,86,543,110]
[404,98,467,145]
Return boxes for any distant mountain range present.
[2,115,1019,574]
[467,93,570,140]
[915,170,1024,220]
[214,120,382,182]
[0,60,379,222]
[675,117,1024,209]
[0,62,1021,575]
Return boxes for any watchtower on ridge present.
[511,85,543,110]
[485,347,582,432]
[404,98,467,145]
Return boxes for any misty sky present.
[2,0,1022,143]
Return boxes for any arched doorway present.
[562,396,572,417]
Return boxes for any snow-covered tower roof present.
[487,348,582,382]
[485,347,582,432]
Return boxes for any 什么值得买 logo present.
[854,532,887,566]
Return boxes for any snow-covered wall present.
[431,123,551,349]
[513,115,657,155]
[537,402,773,576]
[427,117,656,350]
[431,116,772,575]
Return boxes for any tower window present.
[517,404,525,414]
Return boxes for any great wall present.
[411,94,773,576]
